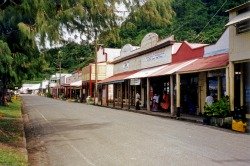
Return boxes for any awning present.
[149,59,197,77]
[70,80,82,87]
[226,11,250,26]
[177,54,229,74]
[127,66,165,79]
[98,70,139,84]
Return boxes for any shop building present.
[99,33,189,111]
[82,47,121,104]
[225,2,250,131]
[65,70,82,100]
[49,73,71,98]
[98,30,231,116]
[174,29,229,115]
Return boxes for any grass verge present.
[0,98,28,166]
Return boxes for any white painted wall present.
[204,28,229,57]
[114,46,172,74]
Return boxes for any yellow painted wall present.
[229,11,250,62]
[198,72,207,114]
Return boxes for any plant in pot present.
[203,97,230,127]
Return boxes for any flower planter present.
[203,116,232,128]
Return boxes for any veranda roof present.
[176,54,229,74]
[148,59,197,77]
[98,70,139,84]
[70,80,82,87]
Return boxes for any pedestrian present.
[152,93,159,112]
[135,92,140,110]
[160,91,170,112]
[205,92,214,106]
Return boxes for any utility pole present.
[57,51,62,98]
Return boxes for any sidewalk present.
[98,104,204,124]
[127,108,204,124]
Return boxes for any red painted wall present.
[172,42,204,63]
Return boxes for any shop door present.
[181,74,198,115]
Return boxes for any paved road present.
[23,95,250,166]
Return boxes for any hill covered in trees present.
[99,0,248,47]
[31,0,248,81]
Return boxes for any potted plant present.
[203,97,231,127]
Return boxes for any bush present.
[204,97,230,118]
[45,92,52,98]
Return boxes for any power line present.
[194,0,228,40]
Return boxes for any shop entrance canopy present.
[176,54,229,74]
[148,59,197,77]
[98,70,139,84]
[127,66,165,79]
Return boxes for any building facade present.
[226,2,250,132]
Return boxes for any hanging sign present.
[130,78,141,85]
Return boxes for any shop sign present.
[130,78,141,85]
[145,52,165,62]
[208,70,225,77]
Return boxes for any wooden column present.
[240,64,244,107]
[113,84,115,108]
[226,67,230,96]
[125,81,127,108]
[70,86,72,99]
[121,82,123,108]
[217,76,222,100]
[89,80,92,97]
[170,75,174,116]
[106,84,109,107]
[100,84,103,106]
[229,61,234,111]
[141,80,144,107]
[147,78,150,111]
[128,81,131,110]
[176,74,181,108]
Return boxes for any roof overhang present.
[226,11,250,26]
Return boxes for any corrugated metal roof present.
[149,59,197,77]
[70,80,82,87]
[177,54,229,73]
[127,66,165,79]
[98,70,139,84]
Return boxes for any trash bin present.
[232,107,247,133]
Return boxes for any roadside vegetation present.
[0,97,28,166]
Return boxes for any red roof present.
[177,53,229,73]
[98,70,139,84]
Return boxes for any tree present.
[99,0,174,47]
[0,0,143,105]
[0,40,15,105]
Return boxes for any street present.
[23,95,250,166]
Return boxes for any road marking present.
[35,109,96,166]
